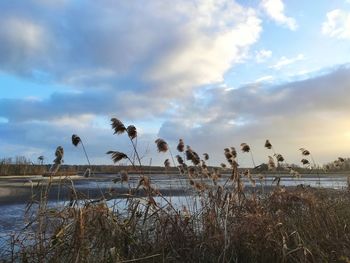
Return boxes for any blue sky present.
[1,0,350,167]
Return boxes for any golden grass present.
[1,121,350,262]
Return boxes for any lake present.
[0,172,349,250]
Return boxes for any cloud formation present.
[322,9,350,39]
[0,0,261,98]
[1,64,350,166]
[261,0,297,30]
[255,49,272,63]
[1,1,350,167]
[159,65,350,166]
[271,54,305,70]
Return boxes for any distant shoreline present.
[1,172,349,205]
[2,163,350,177]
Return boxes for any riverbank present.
[1,172,349,205]
[2,184,350,262]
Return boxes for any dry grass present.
[1,124,350,262]
[3,184,350,262]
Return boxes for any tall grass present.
[1,119,350,262]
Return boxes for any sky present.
[1,0,350,167]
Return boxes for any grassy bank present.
[1,119,350,262]
[1,184,350,262]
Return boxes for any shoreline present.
[1,173,349,206]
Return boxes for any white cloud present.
[255,49,272,63]
[322,9,350,39]
[255,75,274,82]
[271,54,305,70]
[261,0,297,30]
[147,2,262,95]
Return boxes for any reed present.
[1,120,350,263]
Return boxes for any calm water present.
[0,173,349,249]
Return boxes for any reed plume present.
[240,143,250,153]
[164,159,171,168]
[185,146,200,165]
[188,167,196,176]
[72,134,81,146]
[106,151,128,163]
[111,118,126,134]
[71,134,92,176]
[54,146,64,164]
[268,156,276,171]
[155,139,168,153]
[300,148,310,156]
[203,153,209,161]
[126,125,137,139]
[176,155,184,165]
[48,146,64,174]
[224,148,233,160]
[301,159,309,165]
[230,147,237,158]
[201,160,207,169]
[177,139,185,152]
[264,139,272,149]
[274,153,284,162]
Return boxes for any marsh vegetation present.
[1,118,350,262]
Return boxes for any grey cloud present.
[0,88,172,122]
[0,0,261,96]
[158,65,350,166]
[1,64,349,165]
[211,64,350,120]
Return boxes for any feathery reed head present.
[164,159,171,168]
[230,147,237,158]
[334,160,341,167]
[201,160,207,169]
[185,146,200,165]
[300,148,310,156]
[176,155,184,165]
[224,148,233,160]
[106,151,128,163]
[53,146,64,164]
[177,139,185,152]
[155,138,168,152]
[188,167,196,176]
[268,156,276,171]
[301,159,309,165]
[126,125,137,139]
[111,118,126,134]
[178,165,185,174]
[55,146,64,158]
[265,139,272,149]
[71,134,81,147]
[274,153,284,162]
[240,143,250,153]
[203,153,209,161]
